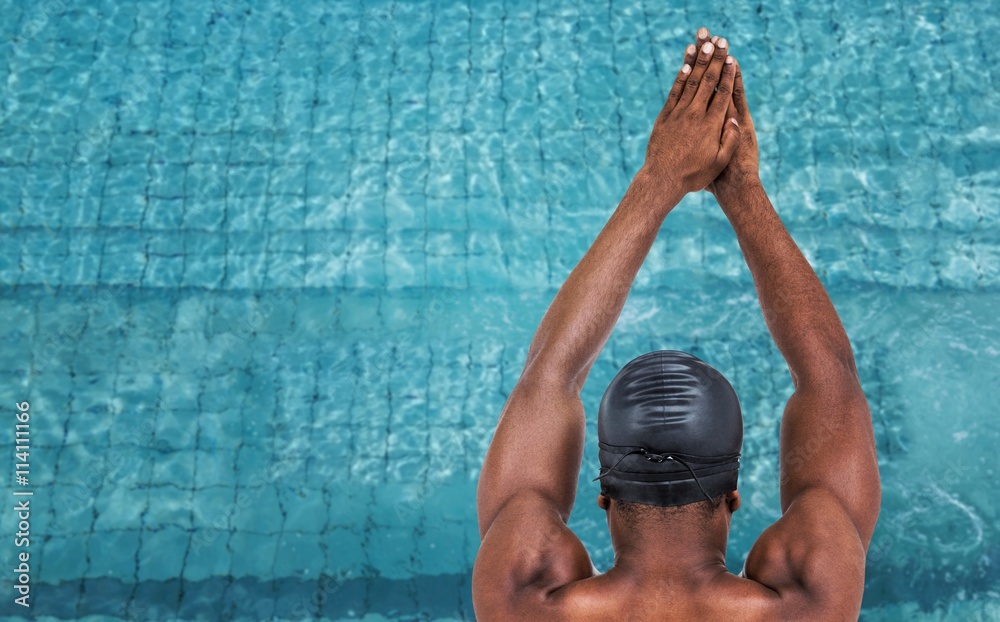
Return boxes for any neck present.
[608,512,731,583]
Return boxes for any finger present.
[683,42,698,68]
[696,26,711,49]
[717,117,741,166]
[732,58,749,118]
[662,61,692,116]
[709,55,737,117]
[678,40,715,107]
[694,37,730,108]
[662,44,698,114]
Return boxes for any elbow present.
[790,339,862,393]
[518,356,589,396]
[835,343,861,380]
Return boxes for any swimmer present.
[473,27,881,621]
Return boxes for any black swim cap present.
[595,350,743,507]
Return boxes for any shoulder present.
[742,487,867,621]
[472,490,596,622]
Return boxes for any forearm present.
[522,171,684,391]
[716,179,858,388]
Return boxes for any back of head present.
[595,350,743,508]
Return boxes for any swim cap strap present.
[594,448,715,503]
[592,448,646,482]
[662,454,713,503]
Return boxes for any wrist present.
[713,171,763,205]
[631,167,687,213]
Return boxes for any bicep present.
[476,380,587,537]
[779,385,881,546]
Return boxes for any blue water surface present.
[0,0,998,620]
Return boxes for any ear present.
[727,490,741,513]
[597,493,611,511]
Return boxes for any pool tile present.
[151,448,196,487]
[229,530,279,579]
[40,534,90,583]
[143,484,193,530]
[136,525,189,581]
[83,528,141,579]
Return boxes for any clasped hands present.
[640,27,761,203]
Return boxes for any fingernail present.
[731,118,739,126]
[702,42,714,54]
[711,36,719,44]
[686,44,696,55]
[719,38,728,49]
[682,64,691,74]
[698,27,709,39]
[725,56,734,65]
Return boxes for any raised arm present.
[473,36,741,620]
[476,38,740,535]
[708,51,881,619]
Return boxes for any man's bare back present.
[473,28,880,622]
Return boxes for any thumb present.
[717,117,741,166]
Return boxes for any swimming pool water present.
[0,0,998,620]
